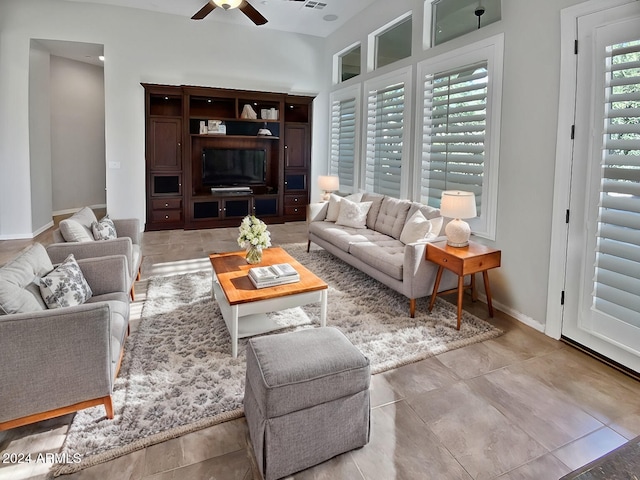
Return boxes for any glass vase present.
[246,245,263,264]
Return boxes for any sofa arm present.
[307,202,328,223]
[46,237,134,273]
[403,240,437,300]
[112,218,141,246]
[77,255,129,296]
[0,304,113,423]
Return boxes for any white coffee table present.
[209,247,328,358]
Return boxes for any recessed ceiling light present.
[98,55,105,61]
[323,14,338,22]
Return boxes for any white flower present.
[237,215,272,249]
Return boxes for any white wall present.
[324,0,589,331]
[50,55,106,213]
[28,40,53,234]
[0,0,324,237]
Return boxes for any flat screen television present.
[202,148,267,187]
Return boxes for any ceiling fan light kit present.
[213,0,242,9]
[192,0,268,25]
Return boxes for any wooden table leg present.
[456,275,464,330]
[428,266,445,312]
[471,273,477,302]
[482,270,494,317]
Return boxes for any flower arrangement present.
[237,215,271,264]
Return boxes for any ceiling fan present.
[191,0,268,25]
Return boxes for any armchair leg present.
[130,283,135,301]
[409,298,416,318]
[104,396,114,419]
[307,239,311,253]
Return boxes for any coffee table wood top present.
[209,247,328,306]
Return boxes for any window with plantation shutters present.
[364,74,409,198]
[329,95,357,190]
[421,62,487,212]
[593,38,640,326]
[416,35,503,240]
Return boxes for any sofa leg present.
[307,239,311,252]
[409,298,416,318]
[104,396,114,419]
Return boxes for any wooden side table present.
[426,240,501,330]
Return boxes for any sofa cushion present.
[0,243,53,315]
[39,254,93,309]
[309,221,392,252]
[59,207,98,242]
[361,192,384,229]
[374,197,412,239]
[336,199,372,229]
[92,215,117,240]
[325,193,363,222]
[349,240,405,280]
[400,210,433,244]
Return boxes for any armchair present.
[46,207,142,300]
[0,245,130,430]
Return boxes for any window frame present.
[333,42,362,85]
[415,34,504,240]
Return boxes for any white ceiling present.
[63,0,378,37]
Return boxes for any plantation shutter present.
[593,39,640,326]
[330,97,356,189]
[365,82,405,197]
[421,61,487,210]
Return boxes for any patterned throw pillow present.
[92,215,117,240]
[39,254,92,309]
[335,199,372,229]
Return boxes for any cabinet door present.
[149,118,182,170]
[284,124,309,169]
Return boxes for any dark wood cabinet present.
[148,118,182,170]
[143,84,313,230]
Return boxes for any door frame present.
[546,0,637,339]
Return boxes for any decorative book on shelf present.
[248,263,300,289]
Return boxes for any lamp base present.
[445,218,471,247]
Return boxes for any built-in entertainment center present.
[143,84,313,230]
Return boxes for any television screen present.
[202,148,267,187]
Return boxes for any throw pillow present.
[59,219,94,242]
[39,254,92,309]
[0,243,53,315]
[92,215,117,240]
[59,207,99,242]
[335,199,372,229]
[400,210,433,244]
[325,192,364,222]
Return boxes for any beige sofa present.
[307,193,457,317]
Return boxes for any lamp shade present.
[440,191,477,219]
[318,175,340,192]
[213,0,242,9]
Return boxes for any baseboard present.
[0,220,54,240]
[476,293,546,333]
[52,204,106,217]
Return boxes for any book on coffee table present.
[249,263,300,289]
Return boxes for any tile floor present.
[1,221,640,480]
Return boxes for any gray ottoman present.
[244,327,371,480]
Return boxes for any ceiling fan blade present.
[192,1,216,20]
[239,1,268,25]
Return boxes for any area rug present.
[51,243,502,476]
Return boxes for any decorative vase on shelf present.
[245,245,263,265]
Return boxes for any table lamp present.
[440,190,477,247]
[318,175,339,201]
